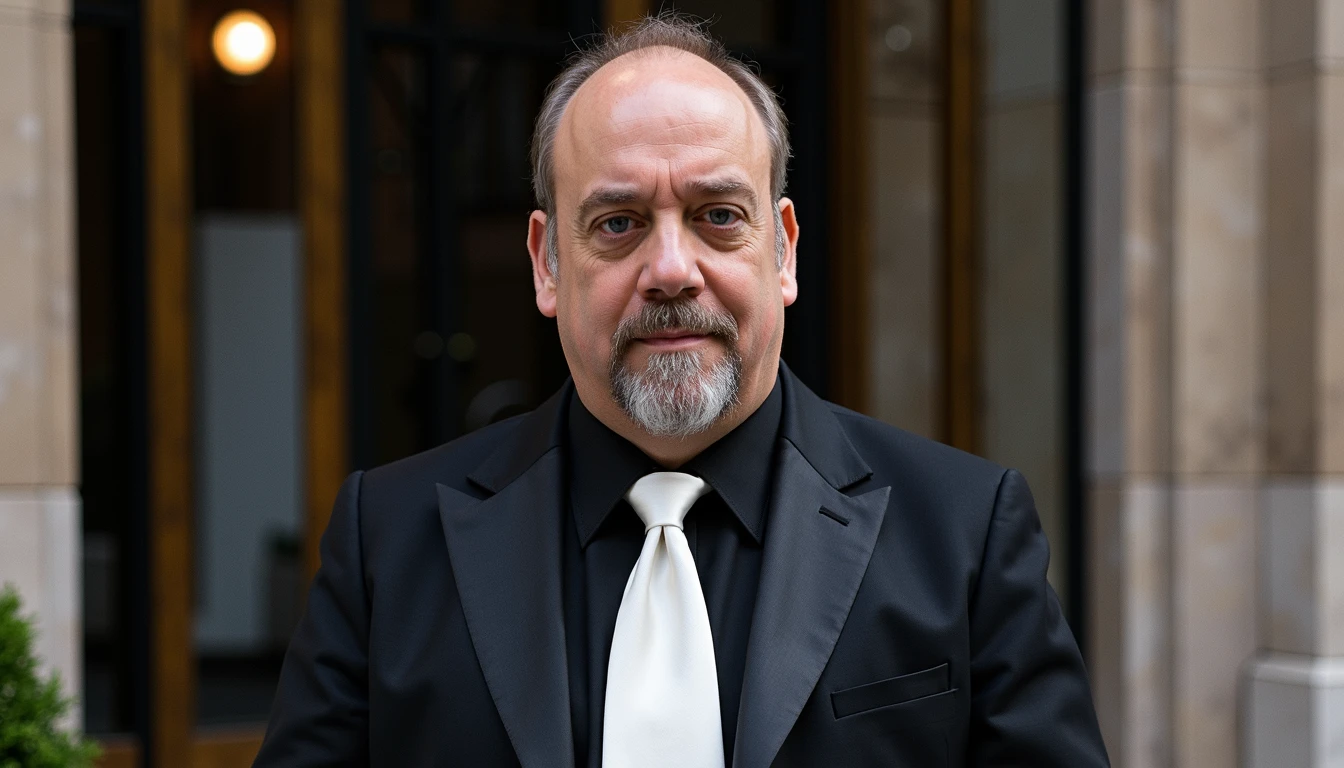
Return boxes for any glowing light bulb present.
[212,11,276,76]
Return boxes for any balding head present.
[560,46,769,172]
[554,46,773,247]
[530,15,791,275]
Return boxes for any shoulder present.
[819,403,1023,589]
[337,414,534,563]
[823,402,1009,509]
[356,413,531,507]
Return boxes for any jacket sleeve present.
[966,469,1110,766]
[254,471,371,767]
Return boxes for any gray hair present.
[608,297,743,436]
[531,14,792,276]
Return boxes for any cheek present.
[556,266,635,367]
[745,295,784,354]
[717,269,784,355]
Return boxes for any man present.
[256,16,1109,768]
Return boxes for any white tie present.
[603,472,724,768]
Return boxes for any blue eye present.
[706,208,738,226]
[601,216,633,234]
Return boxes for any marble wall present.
[1248,0,1344,765]
[1086,0,1264,761]
[0,0,81,723]
[1087,0,1344,765]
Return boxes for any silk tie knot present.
[625,471,710,532]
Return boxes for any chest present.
[363,513,975,768]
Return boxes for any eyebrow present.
[575,187,640,228]
[572,176,763,229]
[683,177,760,214]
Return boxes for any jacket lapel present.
[732,368,892,768]
[434,370,888,768]
[436,386,576,768]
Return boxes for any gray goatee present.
[608,299,742,437]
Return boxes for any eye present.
[600,216,633,235]
[705,208,739,227]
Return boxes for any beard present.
[608,299,743,438]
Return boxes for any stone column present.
[1087,2,1177,764]
[0,0,81,720]
[1166,1,1265,764]
[1087,0,1264,765]
[1247,0,1344,765]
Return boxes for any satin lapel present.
[732,441,891,768]
[437,448,576,768]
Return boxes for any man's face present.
[528,47,799,437]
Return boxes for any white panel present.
[193,214,303,653]
[984,0,1064,102]
[1248,654,1344,768]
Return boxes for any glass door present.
[76,1,349,765]
[347,0,600,469]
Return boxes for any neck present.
[576,363,778,468]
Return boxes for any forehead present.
[555,48,770,198]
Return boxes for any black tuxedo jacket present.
[255,365,1108,767]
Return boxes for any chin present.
[610,346,744,438]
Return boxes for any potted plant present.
[0,585,100,767]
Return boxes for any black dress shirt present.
[562,379,782,767]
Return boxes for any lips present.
[639,329,707,340]
[636,332,710,349]
[610,299,740,360]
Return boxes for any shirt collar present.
[566,376,783,548]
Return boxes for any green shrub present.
[0,585,99,768]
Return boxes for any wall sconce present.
[211,10,276,76]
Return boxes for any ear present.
[776,197,800,307]
[527,210,558,318]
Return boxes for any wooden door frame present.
[827,0,871,412]
[127,0,346,766]
[820,0,984,444]
[298,0,350,585]
[143,0,194,764]
[942,0,981,454]
[604,0,648,26]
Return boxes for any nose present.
[637,218,704,300]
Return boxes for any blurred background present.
[0,0,1340,766]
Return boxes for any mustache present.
[610,299,740,358]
